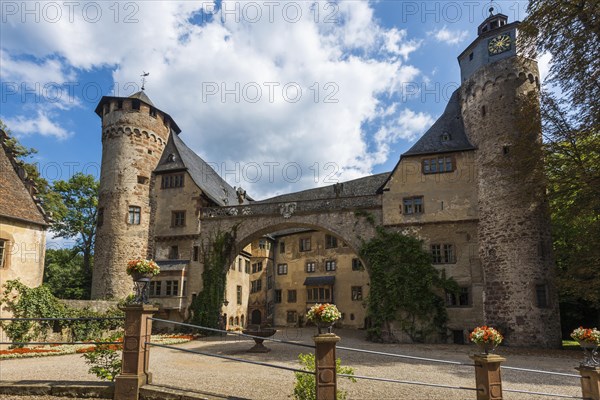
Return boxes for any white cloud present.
[1,0,431,198]
[3,111,73,140]
[429,26,469,45]
[537,52,552,84]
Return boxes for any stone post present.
[114,305,158,400]
[577,366,600,400]
[313,333,340,400]
[470,354,506,400]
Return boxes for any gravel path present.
[0,328,583,399]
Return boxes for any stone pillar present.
[114,305,158,400]
[313,333,340,400]
[577,366,600,400]
[470,354,506,400]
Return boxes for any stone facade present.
[92,13,561,346]
[0,130,50,342]
[92,93,174,300]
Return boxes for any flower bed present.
[0,334,196,359]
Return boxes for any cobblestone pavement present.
[0,328,583,399]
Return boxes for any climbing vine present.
[359,227,458,343]
[190,229,237,332]
[0,279,123,344]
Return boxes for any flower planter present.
[476,342,498,355]
[315,320,335,334]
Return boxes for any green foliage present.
[520,0,600,127]
[360,228,457,343]
[44,248,91,299]
[293,353,355,400]
[0,280,67,343]
[0,279,123,344]
[354,210,375,226]
[51,173,99,277]
[190,230,236,332]
[82,332,123,381]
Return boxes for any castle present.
[91,12,562,347]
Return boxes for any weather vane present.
[140,71,149,91]
[489,0,495,16]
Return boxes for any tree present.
[520,1,600,329]
[51,173,99,277]
[359,228,458,343]
[44,248,91,299]
[520,0,600,126]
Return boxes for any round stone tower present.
[91,91,180,299]
[458,12,561,347]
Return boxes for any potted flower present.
[469,326,503,354]
[307,303,342,334]
[570,327,600,348]
[126,259,160,281]
[571,327,600,367]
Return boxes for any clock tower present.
[458,10,562,347]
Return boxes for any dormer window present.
[132,99,140,111]
[441,133,451,142]
[166,154,176,163]
[149,108,157,118]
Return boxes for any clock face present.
[488,34,511,55]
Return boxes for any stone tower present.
[91,91,180,299]
[458,11,561,347]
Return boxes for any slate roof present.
[154,132,247,206]
[0,130,49,226]
[129,91,154,107]
[403,90,475,156]
[304,276,335,286]
[256,172,390,204]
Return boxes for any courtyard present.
[0,327,583,399]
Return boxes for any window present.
[252,262,263,273]
[0,239,5,268]
[128,206,141,224]
[182,281,187,296]
[267,275,273,289]
[166,280,179,296]
[423,157,454,174]
[117,100,123,109]
[402,197,424,215]
[193,246,199,262]
[161,174,184,189]
[132,99,140,110]
[97,208,104,227]
[431,244,455,264]
[149,281,162,296]
[279,241,285,254]
[325,234,338,249]
[469,52,474,61]
[171,211,186,227]
[325,260,336,271]
[287,290,297,303]
[149,107,157,118]
[299,238,311,252]
[351,286,363,301]
[237,285,242,305]
[277,263,288,275]
[245,260,250,274]
[137,175,149,184]
[351,258,363,271]
[287,311,297,324]
[258,239,268,250]
[446,287,470,307]
[238,258,242,272]
[169,245,179,260]
[306,262,316,273]
[251,279,262,293]
[307,287,331,302]
[275,289,282,303]
[535,284,548,308]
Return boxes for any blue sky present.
[1,1,546,202]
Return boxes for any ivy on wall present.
[359,227,458,343]
[0,279,123,344]
[189,229,236,332]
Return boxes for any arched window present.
[229,316,234,327]
[241,315,245,327]
[235,316,239,326]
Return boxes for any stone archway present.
[251,309,262,325]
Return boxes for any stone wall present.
[460,56,561,347]
[92,99,170,300]
[60,299,119,313]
